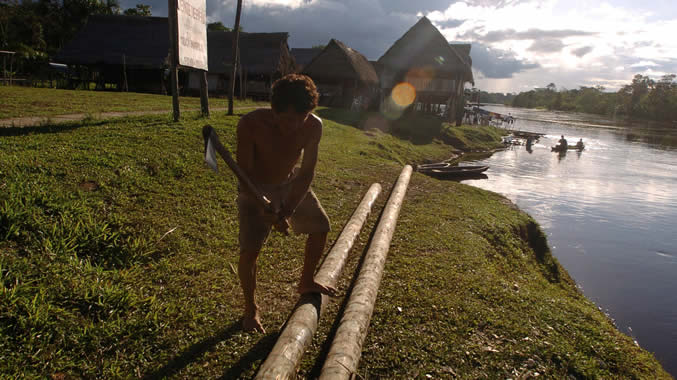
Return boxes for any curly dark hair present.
[270,74,319,113]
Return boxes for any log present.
[255,183,383,379]
[319,165,413,380]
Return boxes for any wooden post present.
[200,70,209,117]
[168,0,180,121]
[228,0,243,115]
[319,166,413,380]
[122,54,128,92]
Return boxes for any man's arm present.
[282,116,322,217]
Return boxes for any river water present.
[462,105,677,375]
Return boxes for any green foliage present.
[510,76,677,122]
[123,4,151,16]
[0,0,122,75]
[207,21,230,31]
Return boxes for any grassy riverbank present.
[0,86,265,119]
[0,107,670,378]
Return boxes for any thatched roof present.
[207,31,294,75]
[54,15,169,68]
[290,48,322,70]
[377,17,473,83]
[302,39,378,85]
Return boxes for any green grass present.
[0,86,266,119]
[0,108,670,378]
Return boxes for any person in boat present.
[576,138,584,149]
[558,135,568,150]
[235,74,335,333]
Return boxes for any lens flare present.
[391,82,416,107]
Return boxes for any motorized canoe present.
[551,144,584,152]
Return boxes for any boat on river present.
[417,165,489,178]
[551,144,584,152]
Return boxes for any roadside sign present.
[176,0,208,71]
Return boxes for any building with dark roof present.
[301,39,379,108]
[377,17,474,122]
[187,30,295,98]
[53,15,170,92]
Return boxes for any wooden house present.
[53,15,170,93]
[377,17,474,122]
[301,39,379,108]
[187,31,295,99]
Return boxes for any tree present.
[546,82,556,92]
[207,21,230,31]
[123,4,151,16]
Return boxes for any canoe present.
[416,162,452,170]
[551,144,584,152]
[418,165,489,177]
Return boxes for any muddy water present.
[463,105,677,375]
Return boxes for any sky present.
[121,0,677,93]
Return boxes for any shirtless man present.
[236,74,335,333]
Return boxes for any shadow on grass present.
[219,332,279,379]
[0,119,110,137]
[315,108,446,146]
[143,321,241,380]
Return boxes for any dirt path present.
[0,106,260,127]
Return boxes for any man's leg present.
[239,249,265,333]
[297,232,336,295]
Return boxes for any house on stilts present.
[376,16,474,123]
[187,31,295,99]
[301,39,379,108]
[53,15,170,92]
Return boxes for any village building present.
[290,47,322,72]
[301,39,379,108]
[54,15,170,93]
[186,31,295,99]
[376,16,474,123]
[54,15,294,98]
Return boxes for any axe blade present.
[203,125,219,173]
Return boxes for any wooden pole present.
[122,54,128,92]
[228,0,243,115]
[319,166,413,380]
[168,0,180,121]
[255,184,382,380]
[200,70,209,117]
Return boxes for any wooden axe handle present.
[202,125,290,235]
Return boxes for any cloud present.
[459,28,596,43]
[469,42,539,78]
[571,46,593,57]
[378,0,455,13]
[528,38,565,53]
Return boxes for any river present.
[462,105,677,375]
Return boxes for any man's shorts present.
[237,185,330,253]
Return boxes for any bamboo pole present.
[319,165,413,380]
[228,0,243,115]
[255,183,383,380]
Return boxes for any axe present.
[202,125,289,235]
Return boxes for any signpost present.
[168,0,209,120]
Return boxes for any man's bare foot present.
[242,309,265,333]
[297,281,338,296]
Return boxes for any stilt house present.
[187,31,295,99]
[377,17,474,122]
[301,39,379,108]
[53,15,170,92]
